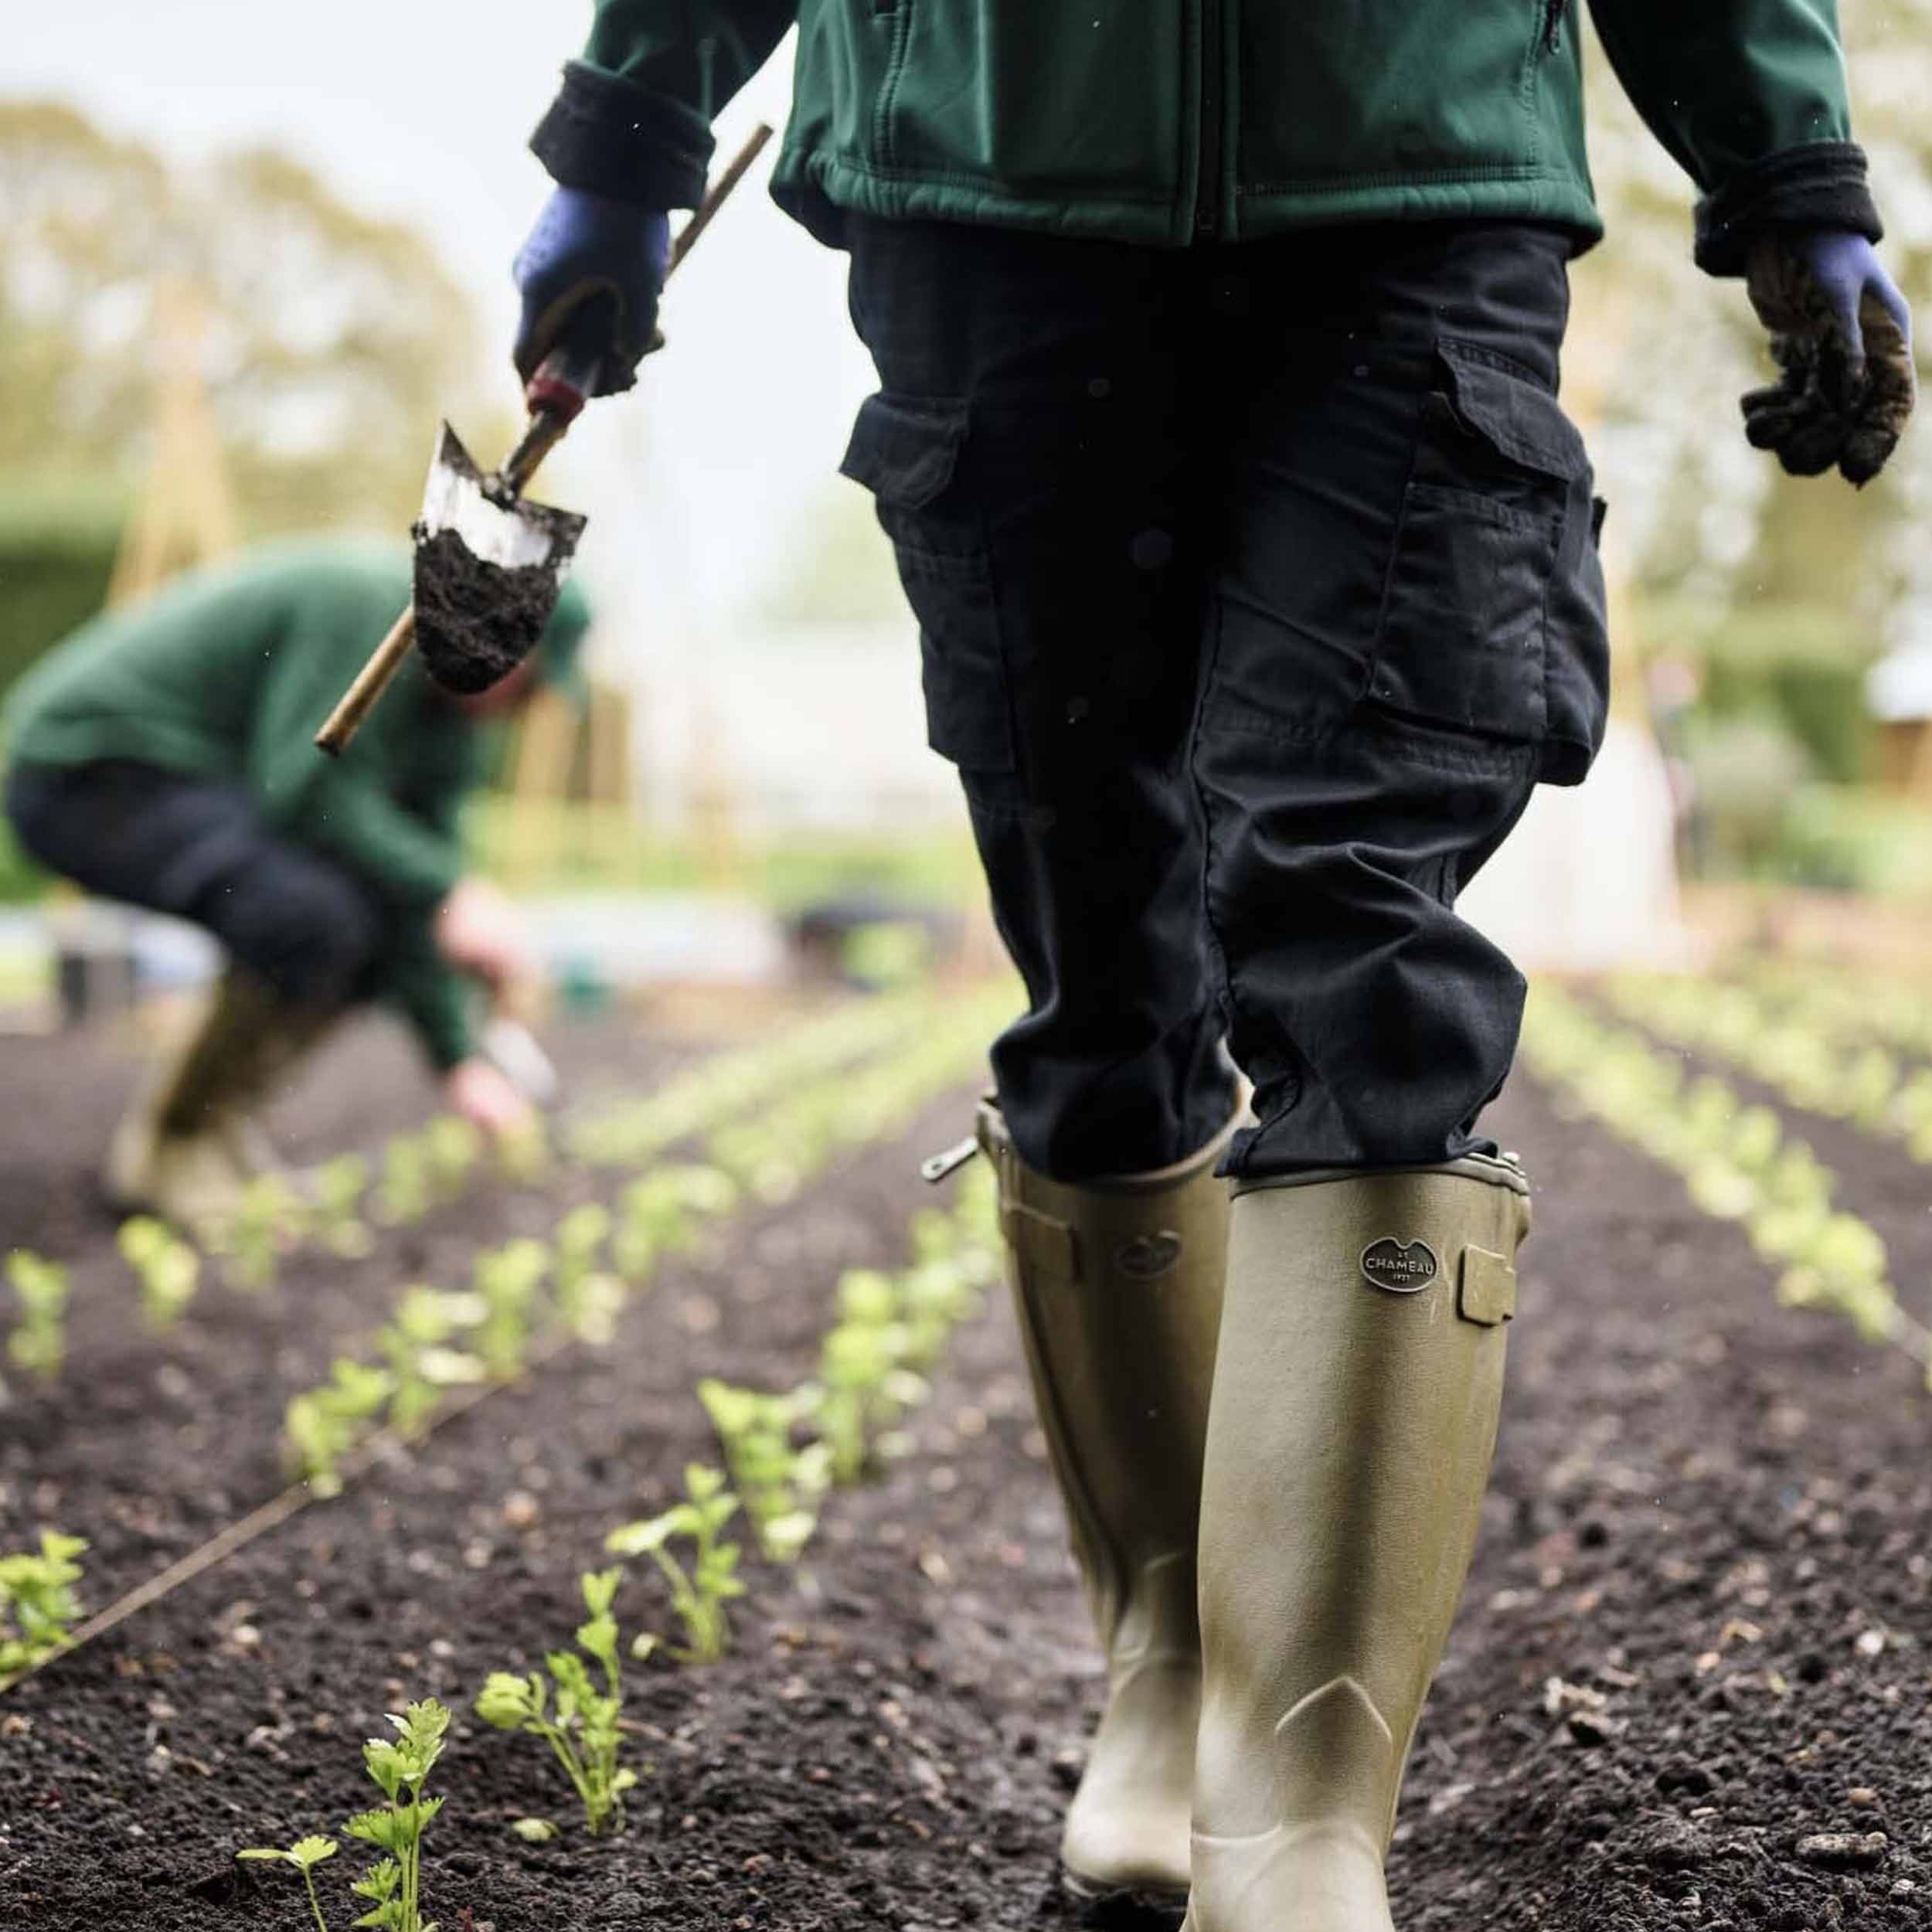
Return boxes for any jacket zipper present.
[1541,0,1568,53]
[1196,0,1223,234]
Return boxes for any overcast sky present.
[14,3,883,649]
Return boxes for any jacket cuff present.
[530,62,714,209]
[1696,141,1883,277]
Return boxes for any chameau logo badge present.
[1359,1236,1440,1294]
[1116,1231,1183,1281]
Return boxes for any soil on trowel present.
[410,525,558,694]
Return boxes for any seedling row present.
[1521,983,1932,1378]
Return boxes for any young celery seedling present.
[344,1698,449,1932]
[606,1464,746,1665]
[495,1116,552,1187]
[809,1274,928,1486]
[218,1173,306,1291]
[553,1203,623,1342]
[697,1378,826,1562]
[422,1116,482,1206]
[0,1529,87,1677]
[5,1250,69,1386]
[236,1835,338,1932]
[375,1287,486,1439]
[611,1165,739,1282]
[374,1134,433,1227]
[116,1217,199,1329]
[470,1240,552,1380]
[284,1359,394,1496]
[474,1568,641,1835]
[311,1153,374,1259]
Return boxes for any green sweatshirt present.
[532,0,1878,270]
[3,541,590,1069]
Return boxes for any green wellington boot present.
[1185,1156,1532,1932]
[106,970,335,1233]
[977,1099,1238,1903]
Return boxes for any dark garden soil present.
[4,1022,1930,1932]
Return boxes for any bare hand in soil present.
[434,878,533,992]
[444,1058,536,1140]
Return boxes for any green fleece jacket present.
[3,542,590,1069]
[532,0,1878,269]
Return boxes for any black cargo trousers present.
[839,217,1610,1183]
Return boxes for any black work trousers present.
[6,759,382,1009]
[840,219,1610,1182]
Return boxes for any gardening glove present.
[1743,230,1915,487]
[512,187,672,397]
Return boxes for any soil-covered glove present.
[1743,230,1915,487]
[512,188,672,396]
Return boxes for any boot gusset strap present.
[1458,1246,1518,1325]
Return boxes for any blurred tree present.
[758,480,906,628]
[0,100,492,541]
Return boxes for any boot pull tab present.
[920,1135,981,1184]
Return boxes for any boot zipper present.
[1541,0,1569,52]
[920,1135,981,1184]
[1196,0,1223,235]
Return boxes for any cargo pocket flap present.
[839,392,969,509]
[1438,340,1587,481]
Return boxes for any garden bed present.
[3,1007,1930,1930]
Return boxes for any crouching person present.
[2,539,590,1230]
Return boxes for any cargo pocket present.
[840,390,1015,774]
[1369,339,1590,754]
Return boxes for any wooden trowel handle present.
[315,607,417,756]
[313,121,775,760]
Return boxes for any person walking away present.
[506,5,1913,1924]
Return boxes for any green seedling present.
[811,1274,929,1485]
[698,1378,827,1562]
[285,1358,395,1496]
[553,1203,623,1342]
[0,1529,87,1677]
[896,1253,984,1369]
[117,1216,199,1328]
[474,1568,641,1835]
[1779,1213,1897,1342]
[496,1117,552,1187]
[375,1135,432,1227]
[376,1288,486,1439]
[471,1239,551,1379]
[343,1698,449,1932]
[236,1836,338,1932]
[422,1116,481,1204]
[606,1464,745,1665]
[612,1165,739,1281]
[312,1155,374,1258]
[707,1118,800,1202]
[5,1250,69,1385]
[219,1172,306,1291]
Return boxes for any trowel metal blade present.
[410,423,588,696]
[417,422,586,570]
